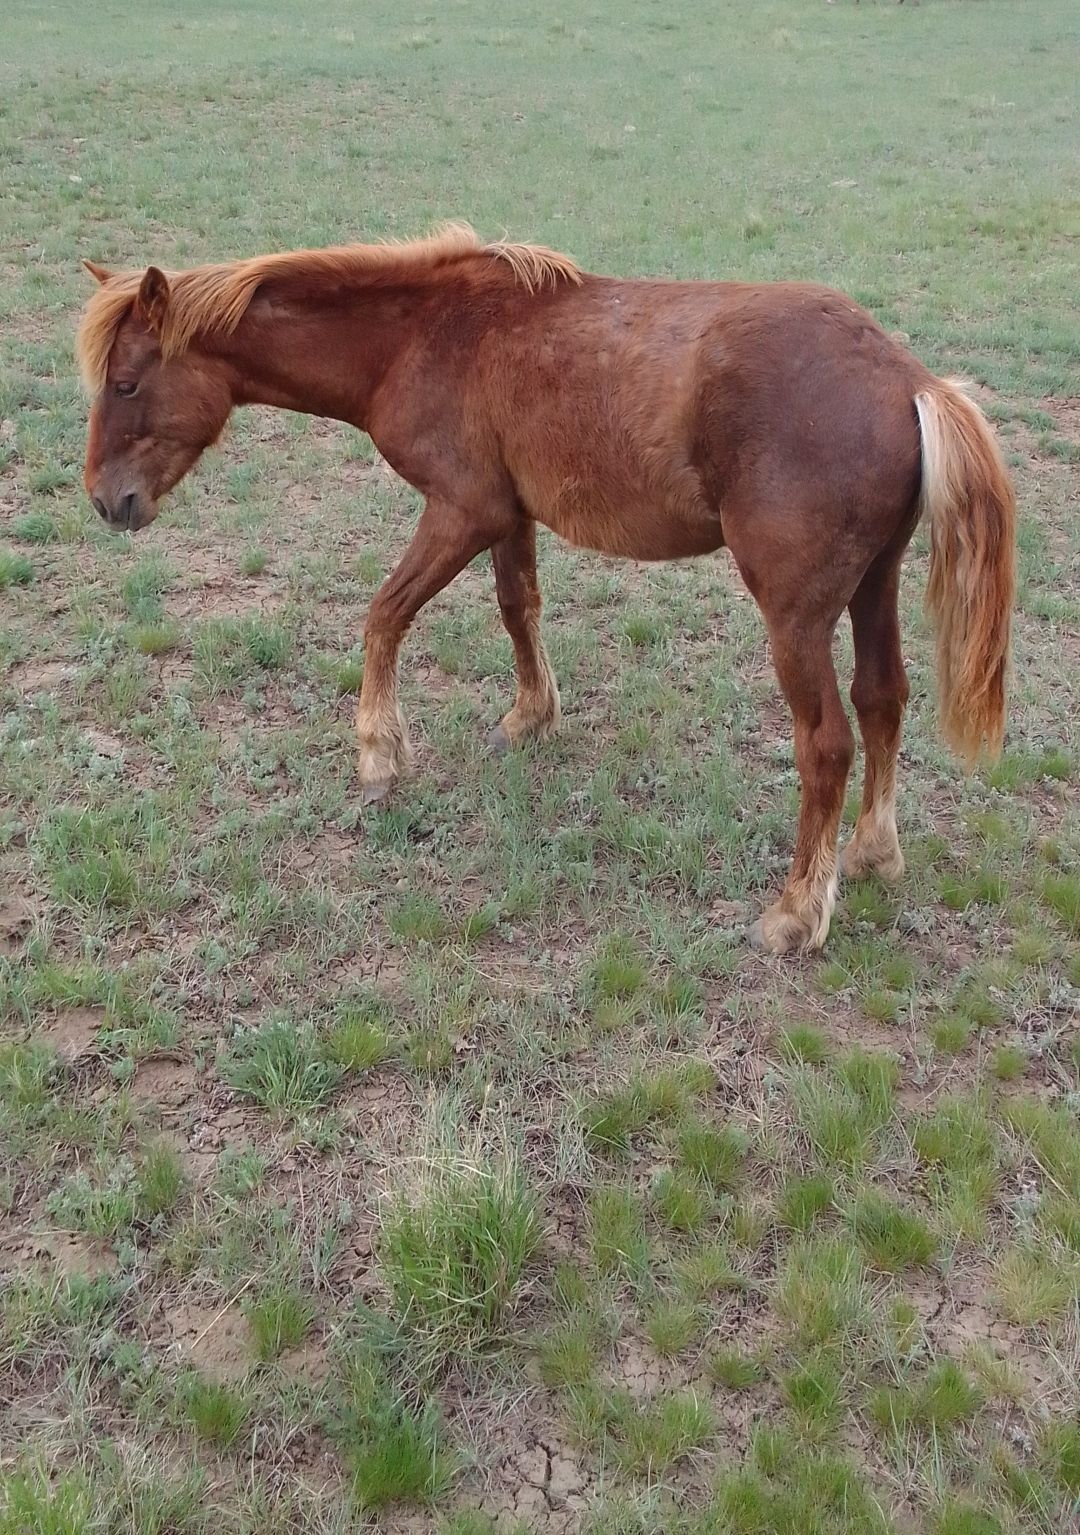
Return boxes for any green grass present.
[782,1349,845,1436]
[870,1359,983,1437]
[671,1236,744,1301]
[179,1375,249,1448]
[533,1315,603,1389]
[44,1142,184,1238]
[847,1188,937,1273]
[334,1347,456,1511]
[243,1283,315,1361]
[912,1093,1001,1242]
[993,1244,1078,1325]
[674,1117,749,1191]
[222,1014,342,1114]
[773,1235,875,1350]
[320,994,393,1071]
[650,1167,713,1233]
[790,1054,897,1173]
[379,1154,539,1357]
[131,620,183,656]
[709,1347,765,1391]
[33,799,186,918]
[587,932,649,1001]
[777,1171,835,1232]
[712,1428,892,1535]
[642,1296,702,1357]
[2,0,1078,1525]
[588,1185,651,1281]
[0,1467,94,1535]
[12,512,58,545]
[778,1023,831,1065]
[193,614,292,687]
[583,1064,712,1155]
[570,1386,715,1477]
[136,1141,186,1220]
[0,550,35,587]
[1040,1419,1080,1500]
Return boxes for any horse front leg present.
[489,518,561,751]
[357,498,501,803]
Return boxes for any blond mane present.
[76,223,582,392]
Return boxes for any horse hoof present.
[361,779,394,806]
[489,723,512,754]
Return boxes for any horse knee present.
[821,719,856,784]
[804,712,855,783]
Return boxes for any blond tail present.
[916,378,1016,765]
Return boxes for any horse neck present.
[211,282,425,428]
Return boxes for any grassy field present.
[1,1,1078,1530]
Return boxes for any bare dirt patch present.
[36,1006,103,1061]
[163,1299,254,1382]
[129,1055,199,1108]
[0,890,38,955]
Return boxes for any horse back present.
[475,275,927,561]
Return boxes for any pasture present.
[1,0,1078,1530]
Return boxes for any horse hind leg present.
[489,518,561,751]
[843,552,909,883]
[751,618,856,955]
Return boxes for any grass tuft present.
[651,1167,712,1233]
[870,1359,983,1436]
[710,1347,765,1390]
[534,1314,603,1388]
[244,1283,315,1360]
[0,549,35,587]
[777,1171,834,1232]
[588,933,648,1000]
[321,994,393,1072]
[588,1185,650,1280]
[773,1235,873,1349]
[180,1374,248,1447]
[993,1244,1078,1324]
[848,1188,937,1272]
[642,1296,702,1357]
[379,1156,539,1355]
[222,1014,341,1113]
[674,1117,748,1191]
[778,1023,830,1065]
[335,1346,456,1511]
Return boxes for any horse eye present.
[115,381,138,398]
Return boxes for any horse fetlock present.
[842,823,904,883]
[356,712,412,797]
[491,689,561,751]
[749,903,815,956]
[751,861,838,956]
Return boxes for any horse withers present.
[77,225,1015,953]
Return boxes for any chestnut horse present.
[77,224,1015,953]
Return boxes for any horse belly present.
[530,476,723,562]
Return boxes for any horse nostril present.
[117,492,138,531]
[92,496,109,521]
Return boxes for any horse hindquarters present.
[714,362,924,953]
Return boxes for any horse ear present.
[83,260,113,284]
[135,266,170,333]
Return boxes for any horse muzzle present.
[91,490,145,532]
